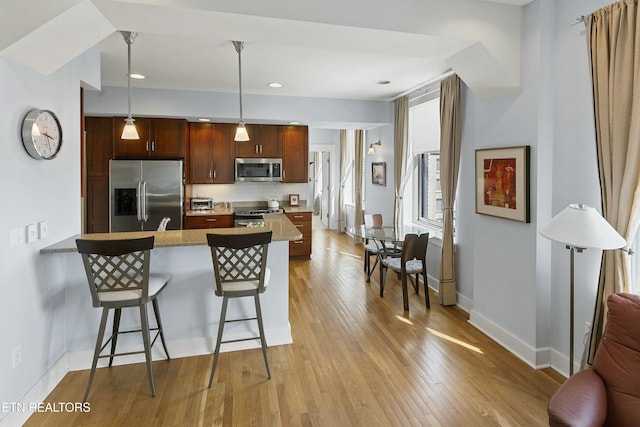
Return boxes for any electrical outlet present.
[38,221,48,239]
[26,224,37,243]
[12,345,22,368]
[9,228,24,248]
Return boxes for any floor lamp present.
[540,204,625,376]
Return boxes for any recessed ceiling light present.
[377,80,391,85]
[130,73,145,79]
[289,121,300,125]
[198,118,211,122]
[268,82,283,88]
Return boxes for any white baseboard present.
[0,327,292,427]
[468,309,552,371]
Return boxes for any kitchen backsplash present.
[190,182,309,206]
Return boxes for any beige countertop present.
[41,214,302,254]
[185,206,312,216]
[185,208,234,216]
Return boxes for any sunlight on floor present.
[396,316,414,326]
[426,327,484,354]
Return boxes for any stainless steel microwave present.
[235,158,282,182]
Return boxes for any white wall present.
[0,50,100,414]
[457,0,616,374]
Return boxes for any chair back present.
[364,213,383,229]
[401,233,429,270]
[207,231,272,296]
[76,236,155,307]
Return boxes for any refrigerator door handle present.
[141,180,149,222]
[136,181,143,222]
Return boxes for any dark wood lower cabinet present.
[286,211,312,257]
[184,215,234,229]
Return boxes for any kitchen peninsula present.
[39,214,301,370]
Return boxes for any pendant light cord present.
[233,41,245,123]
[122,31,138,121]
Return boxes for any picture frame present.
[289,193,299,206]
[475,145,530,223]
[372,162,386,186]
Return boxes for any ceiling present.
[1,0,532,102]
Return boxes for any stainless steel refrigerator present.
[109,160,183,232]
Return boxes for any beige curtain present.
[354,130,365,242]
[393,96,410,228]
[337,130,349,233]
[438,75,463,306]
[584,0,640,366]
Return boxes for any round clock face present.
[21,109,63,160]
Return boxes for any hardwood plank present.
[24,228,561,426]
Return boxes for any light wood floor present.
[25,229,563,426]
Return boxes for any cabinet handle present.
[260,145,263,153]
[209,170,213,179]
[293,240,304,244]
[294,215,304,219]
[213,170,217,179]
[255,145,258,154]
[283,170,286,179]
[146,141,149,151]
[152,141,156,152]
[206,218,217,222]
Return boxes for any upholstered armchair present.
[547,293,640,426]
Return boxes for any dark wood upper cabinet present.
[188,122,235,184]
[282,125,309,183]
[234,124,282,158]
[113,117,186,159]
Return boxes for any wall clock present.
[21,109,63,160]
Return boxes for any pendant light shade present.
[232,41,250,142]
[121,31,140,140]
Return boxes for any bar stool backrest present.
[207,231,272,296]
[76,236,154,307]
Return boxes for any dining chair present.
[206,231,273,387]
[76,236,171,402]
[363,213,384,281]
[379,233,430,311]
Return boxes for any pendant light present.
[232,41,250,142]
[121,31,140,140]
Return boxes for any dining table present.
[350,223,427,311]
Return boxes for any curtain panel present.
[338,130,348,233]
[393,97,410,228]
[354,130,365,243]
[438,74,463,306]
[584,0,640,366]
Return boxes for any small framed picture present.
[289,194,299,206]
[372,162,386,186]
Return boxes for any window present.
[405,83,453,233]
[418,152,444,226]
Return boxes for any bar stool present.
[76,236,170,401]
[206,231,272,387]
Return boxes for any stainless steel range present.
[234,207,285,227]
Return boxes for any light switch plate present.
[38,221,48,239]
[26,224,37,243]
[10,228,24,248]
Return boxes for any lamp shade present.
[540,204,626,249]
[121,117,140,140]
[234,123,249,142]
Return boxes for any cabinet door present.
[85,117,114,233]
[189,122,214,183]
[211,123,236,183]
[150,118,186,158]
[113,117,151,158]
[184,215,234,229]
[233,124,260,157]
[282,125,309,183]
[257,125,282,157]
